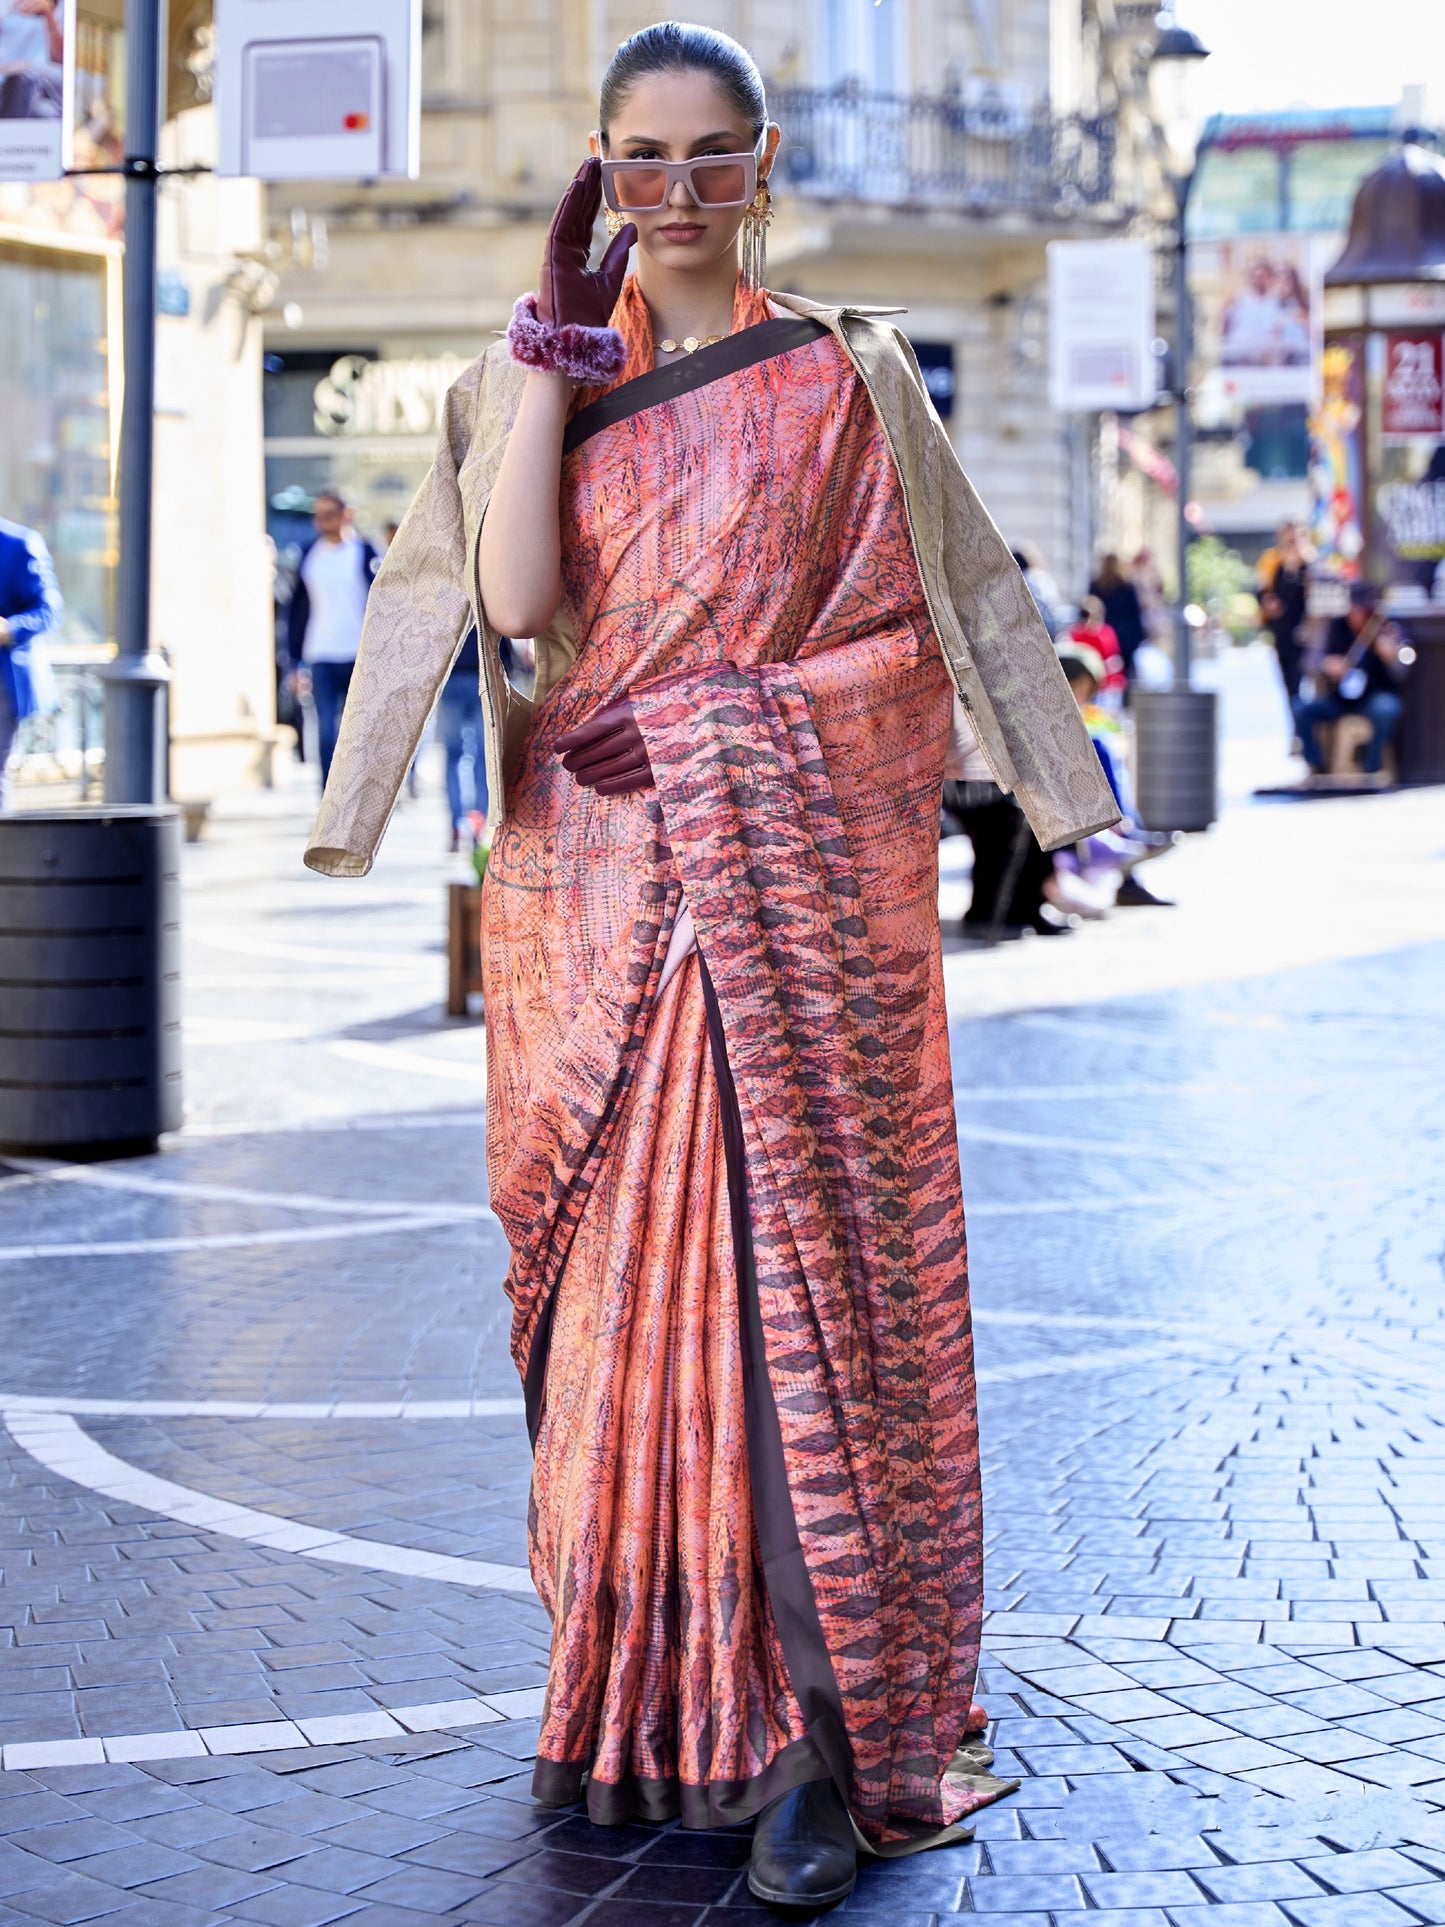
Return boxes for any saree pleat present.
[526,966,814,1816]
[481,276,1004,1845]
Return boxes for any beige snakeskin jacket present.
[304,291,1118,876]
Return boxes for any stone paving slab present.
[3,776,1445,1919]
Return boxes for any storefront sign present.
[312,352,468,438]
[1381,333,1444,439]
[0,0,75,182]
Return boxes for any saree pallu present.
[481,278,1001,1850]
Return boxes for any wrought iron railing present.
[769,84,1118,216]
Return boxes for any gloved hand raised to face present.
[506,160,636,383]
[555,696,655,797]
[539,158,636,330]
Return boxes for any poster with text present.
[1381,332,1444,440]
[0,0,75,182]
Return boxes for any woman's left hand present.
[556,696,655,795]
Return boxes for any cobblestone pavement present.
[4,664,1445,1924]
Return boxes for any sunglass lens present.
[611,166,668,210]
[691,158,748,204]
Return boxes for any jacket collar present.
[769,292,908,324]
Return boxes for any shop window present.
[0,241,114,646]
[816,0,906,92]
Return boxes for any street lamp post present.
[1151,12,1211,675]
[0,0,187,1160]
[1126,7,1220,835]
[102,0,171,805]
[1169,164,1197,678]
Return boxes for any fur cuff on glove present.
[507,294,626,383]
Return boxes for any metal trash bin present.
[1132,687,1219,833]
[0,807,182,1156]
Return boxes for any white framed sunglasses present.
[598,132,766,213]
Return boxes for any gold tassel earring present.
[741,178,773,291]
[604,206,627,238]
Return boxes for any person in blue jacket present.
[0,515,61,810]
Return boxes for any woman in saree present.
[306,23,1117,1909]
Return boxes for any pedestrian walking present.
[1256,519,1311,720]
[1066,595,1126,706]
[0,513,60,810]
[1294,579,1406,783]
[437,626,488,850]
[1088,551,1147,673]
[1009,544,1070,639]
[305,21,1116,1911]
[1131,547,1169,642]
[284,491,379,783]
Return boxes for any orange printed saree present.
[481,277,1005,1849]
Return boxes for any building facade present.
[263,0,1167,598]
[4,1,276,802]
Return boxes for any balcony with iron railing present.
[768,83,1120,222]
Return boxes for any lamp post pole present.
[103,0,170,806]
[1172,164,1196,684]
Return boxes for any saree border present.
[696,951,855,1804]
[562,316,831,455]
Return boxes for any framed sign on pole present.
[1047,239,1158,415]
[215,0,421,181]
[0,0,76,182]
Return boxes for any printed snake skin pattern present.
[482,280,1006,1847]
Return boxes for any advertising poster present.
[0,0,75,182]
[1192,234,1320,408]
[1381,332,1444,440]
[1308,336,1366,578]
[1374,329,1445,587]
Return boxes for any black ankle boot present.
[748,1777,857,1908]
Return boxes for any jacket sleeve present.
[873,321,1120,850]
[303,364,483,876]
[4,528,62,644]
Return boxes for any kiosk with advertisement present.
[1319,142,1445,783]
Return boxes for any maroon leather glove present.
[555,697,655,797]
[538,159,636,330]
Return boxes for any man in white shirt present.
[0,0,64,119]
[284,491,378,782]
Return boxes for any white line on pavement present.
[327,1039,487,1088]
[3,1411,537,1593]
[0,1395,526,1418]
[0,1687,548,1773]
[177,1110,489,1138]
[182,1017,315,1045]
[952,1081,1340,1099]
[190,930,432,968]
[8,1158,498,1222]
[0,1213,482,1264]
[955,1122,1198,1157]
[976,1343,1215,1385]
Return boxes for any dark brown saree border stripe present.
[697,950,855,1805]
[562,316,831,455]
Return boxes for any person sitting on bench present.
[1294,580,1405,783]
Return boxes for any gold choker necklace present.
[657,331,728,355]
